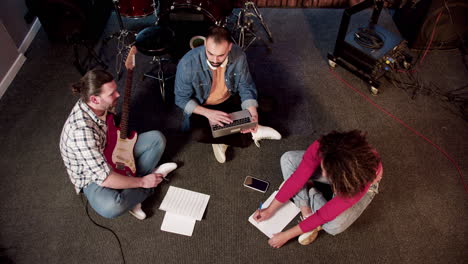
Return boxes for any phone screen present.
[244,176,269,192]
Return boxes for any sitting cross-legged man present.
[60,69,177,220]
[254,130,383,248]
[174,26,281,163]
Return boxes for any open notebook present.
[248,191,301,238]
[159,186,210,236]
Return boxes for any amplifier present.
[328,0,413,94]
[339,25,409,83]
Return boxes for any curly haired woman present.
[254,130,383,248]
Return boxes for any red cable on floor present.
[328,68,467,193]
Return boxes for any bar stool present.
[135,25,175,102]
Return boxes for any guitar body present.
[104,113,138,177]
[104,46,139,177]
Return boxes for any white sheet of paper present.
[159,186,210,221]
[248,191,301,238]
[160,212,196,237]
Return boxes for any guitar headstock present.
[124,46,137,70]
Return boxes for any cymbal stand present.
[231,1,273,51]
[103,0,135,77]
[152,0,161,25]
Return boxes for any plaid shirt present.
[60,99,111,193]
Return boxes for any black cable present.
[444,85,468,121]
[354,27,384,49]
[80,196,126,264]
[382,3,467,120]
[385,65,467,120]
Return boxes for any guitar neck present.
[120,69,133,139]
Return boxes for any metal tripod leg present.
[231,1,273,50]
[143,57,174,102]
[246,1,273,42]
[104,0,127,43]
[103,0,137,76]
[238,24,259,50]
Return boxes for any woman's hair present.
[318,130,380,198]
[206,26,233,44]
[71,69,114,102]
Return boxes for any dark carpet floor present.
[0,8,467,264]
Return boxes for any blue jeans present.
[83,131,166,218]
[280,151,379,235]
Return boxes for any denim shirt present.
[174,44,258,122]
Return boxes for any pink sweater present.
[275,141,383,233]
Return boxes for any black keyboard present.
[212,117,251,131]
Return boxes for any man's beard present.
[106,102,117,114]
[208,61,222,68]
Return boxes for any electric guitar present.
[104,46,138,177]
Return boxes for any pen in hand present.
[256,202,263,220]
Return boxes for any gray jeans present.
[280,151,379,235]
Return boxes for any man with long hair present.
[254,130,383,248]
[175,26,281,163]
[60,69,177,220]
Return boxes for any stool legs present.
[143,57,174,102]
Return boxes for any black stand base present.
[142,57,174,102]
[231,1,273,51]
[327,53,381,95]
[72,39,108,75]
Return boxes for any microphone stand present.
[231,1,273,51]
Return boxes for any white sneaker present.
[129,203,146,220]
[212,144,229,163]
[298,226,322,245]
[153,162,178,178]
[251,125,282,147]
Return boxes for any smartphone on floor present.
[243,176,269,193]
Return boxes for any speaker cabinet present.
[393,0,468,49]
[26,0,112,42]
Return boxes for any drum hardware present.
[152,0,161,24]
[144,57,174,102]
[135,26,176,102]
[104,0,163,77]
[118,0,156,18]
[103,0,139,78]
[169,3,207,12]
[157,0,234,58]
[104,0,132,43]
[230,1,273,51]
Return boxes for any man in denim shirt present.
[175,26,281,163]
